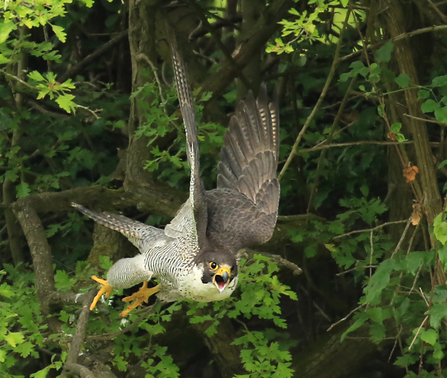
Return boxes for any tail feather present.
[72,203,166,250]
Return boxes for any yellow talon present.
[120,282,160,317]
[90,275,114,311]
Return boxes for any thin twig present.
[187,0,251,91]
[278,5,352,182]
[327,304,365,332]
[408,315,428,350]
[333,219,409,239]
[2,70,36,90]
[307,72,358,212]
[390,218,412,259]
[298,140,440,154]
[336,264,378,276]
[340,25,447,63]
[76,105,101,119]
[137,53,166,108]
[403,113,447,126]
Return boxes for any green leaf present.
[341,312,368,342]
[30,366,52,378]
[427,303,447,329]
[360,184,369,197]
[364,259,396,305]
[432,75,447,87]
[420,328,437,345]
[4,169,18,182]
[421,99,440,113]
[375,40,393,63]
[16,182,31,198]
[439,159,447,169]
[55,270,73,291]
[404,252,434,274]
[55,94,76,114]
[434,213,447,245]
[418,89,430,100]
[0,282,14,298]
[15,341,35,358]
[390,122,402,133]
[394,74,410,88]
[0,54,11,64]
[51,24,67,43]
[28,71,45,82]
[0,20,16,44]
[434,106,447,124]
[5,331,25,347]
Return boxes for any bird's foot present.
[120,282,160,317]
[90,276,114,311]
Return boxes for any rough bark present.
[12,197,56,314]
[381,0,442,226]
[291,323,387,378]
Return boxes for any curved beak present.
[212,266,231,293]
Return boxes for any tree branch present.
[59,31,128,82]
[198,0,294,98]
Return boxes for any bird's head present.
[195,249,238,293]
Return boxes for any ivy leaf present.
[375,40,393,63]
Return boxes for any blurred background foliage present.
[2,0,447,377]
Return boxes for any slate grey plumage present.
[73,44,280,316]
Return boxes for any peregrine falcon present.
[73,45,280,316]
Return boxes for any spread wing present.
[217,84,279,215]
[72,203,172,251]
[207,84,280,250]
[171,43,208,249]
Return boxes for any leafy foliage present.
[5,0,447,377]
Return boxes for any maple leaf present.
[403,165,419,183]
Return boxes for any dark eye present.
[210,262,218,270]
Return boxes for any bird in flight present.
[73,43,280,317]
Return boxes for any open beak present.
[212,266,231,293]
